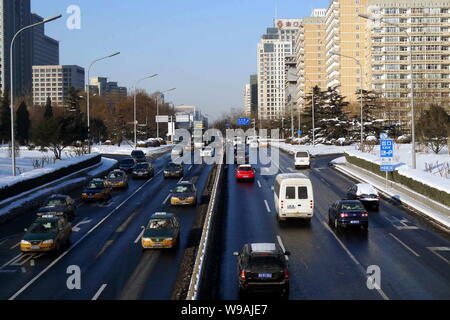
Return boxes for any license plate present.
[288,205,296,209]
[243,176,249,178]
[258,273,272,278]
[31,245,40,249]
[153,243,163,246]
[350,220,360,224]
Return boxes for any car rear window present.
[249,256,284,269]
[132,151,144,156]
[341,203,365,211]
[44,199,65,207]
[298,187,308,199]
[239,167,252,171]
[296,152,309,158]
[285,187,295,199]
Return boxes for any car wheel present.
[55,241,61,253]
[334,219,339,230]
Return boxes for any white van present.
[294,151,311,169]
[274,173,314,222]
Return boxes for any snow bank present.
[276,142,357,156]
[91,144,173,156]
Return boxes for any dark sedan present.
[131,150,147,162]
[119,158,136,173]
[37,194,76,221]
[328,200,368,231]
[132,162,154,179]
[163,162,184,178]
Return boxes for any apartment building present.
[243,83,251,115]
[325,0,369,102]
[295,9,327,110]
[257,19,301,120]
[32,65,85,106]
[367,0,450,122]
[249,74,258,116]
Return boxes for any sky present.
[31,0,329,121]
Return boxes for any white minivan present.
[294,151,311,169]
[274,173,314,222]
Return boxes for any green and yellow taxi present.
[20,215,72,253]
[105,169,129,188]
[141,212,180,249]
[81,178,112,201]
[170,181,197,206]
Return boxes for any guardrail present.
[186,152,224,300]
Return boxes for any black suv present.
[131,150,147,162]
[233,243,290,299]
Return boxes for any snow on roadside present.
[275,142,357,156]
[91,144,173,156]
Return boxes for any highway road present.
[218,148,450,300]
[0,151,214,300]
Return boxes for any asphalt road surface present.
[218,147,450,300]
[0,151,213,300]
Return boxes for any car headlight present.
[165,238,173,241]
[142,238,151,242]
[42,239,54,244]
[21,240,30,245]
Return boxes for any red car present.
[236,165,255,182]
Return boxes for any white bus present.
[274,173,314,222]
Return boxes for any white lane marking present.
[389,233,420,257]
[134,227,145,244]
[188,165,193,171]
[10,242,20,250]
[178,177,184,183]
[427,247,450,264]
[14,254,35,266]
[0,239,8,246]
[1,253,23,269]
[257,180,262,188]
[77,202,84,208]
[72,219,92,232]
[92,284,107,300]
[264,200,271,213]
[9,173,156,300]
[321,221,390,300]
[277,235,289,261]
[30,260,35,267]
[162,194,171,205]
[384,216,418,230]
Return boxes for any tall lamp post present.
[9,14,62,176]
[156,87,176,138]
[330,51,364,146]
[359,13,416,169]
[87,51,120,153]
[133,74,158,147]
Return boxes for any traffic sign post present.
[297,130,302,135]
[237,117,250,126]
[380,138,394,187]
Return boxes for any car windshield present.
[249,256,284,269]
[29,221,58,234]
[88,181,104,189]
[238,167,252,172]
[296,152,309,157]
[173,185,194,193]
[167,163,179,168]
[147,219,171,229]
[132,151,144,156]
[120,159,134,165]
[341,203,365,211]
[135,163,148,170]
[108,172,124,179]
[44,198,65,207]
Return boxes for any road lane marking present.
[277,235,289,261]
[134,227,145,244]
[9,173,156,300]
[14,254,36,266]
[1,253,23,269]
[72,218,92,232]
[188,165,193,171]
[321,221,390,300]
[163,194,171,205]
[427,247,450,264]
[384,216,418,230]
[92,284,107,300]
[10,242,20,250]
[0,239,8,246]
[389,233,420,257]
[264,200,271,213]
[257,180,261,188]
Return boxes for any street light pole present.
[133,74,158,147]
[359,13,416,169]
[312,89,315,147]
[87,51,120,153]
[155,87,176,138]
[9,14,62,176]
[330,51,364,146]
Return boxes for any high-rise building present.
[32,65,85,106]
[31,13,59,66]
[366,0,450,122]
[0,0,32,98]
[250,74,258,116]
[243,83,251,115]
[257,19,302,120]
[325,0,369,102]
[88,77,127,97]
[295,10,327,110]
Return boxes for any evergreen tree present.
[16,101,31,145]
[0,92,11,143]
[417,104,450,154]
[44,96,53,119]
[355,89,384,137]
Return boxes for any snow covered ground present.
[91,143,173,156]
[275,142,358,156]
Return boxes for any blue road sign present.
[380,139,394,158]
[226,123,230,128]
[297,130,302,135]
[380,165,394,172]
[237,118,250,126]
[380,132,388,139]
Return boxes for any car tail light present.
[240,270,246,280]
[284,270,289,280]
[376,195,380,199]
[281,200,284,209]
[310,200,313,209]
[361,213,368,217]
[340,212,349,218]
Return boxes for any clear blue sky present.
[31,0,329,121]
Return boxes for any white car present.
[294,151,310,169]
[200,146,214,157]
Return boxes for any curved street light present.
[133,74,158,147]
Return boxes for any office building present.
[31,13,59,66]
[249,74,258,116]
[32,65,85,106]
[88,77,127,97]
[243,83,251,115]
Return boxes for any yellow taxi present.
[81,178,112,201]
[170,181,197,206]
[141,212,180,249]
[105,169,128,189]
